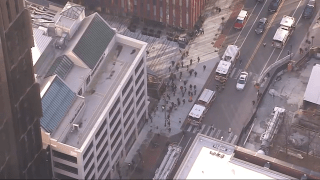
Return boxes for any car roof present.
[308,0,315,6]
[237,10,248,20]
[259,18,267,23]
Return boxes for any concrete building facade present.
[86,0,207,30]
[26,1,148,179]
[0,0,45,178]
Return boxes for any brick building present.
[86,0,208,30]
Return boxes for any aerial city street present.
[1,0,320,179]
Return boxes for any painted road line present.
[234,69,242,79]
[178,135,185,146]
[234,2,259,45]
[239,0,269,48]
[209,128,217,137]
[181,137,192,156]
[230,67,237,78]
[244,0,286,71]
[187,124,193,132]
[292,0,303,17]
[260,48,276,76]
[200,124,206,134]
[203,126,211,135]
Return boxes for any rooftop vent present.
[72,124,79,131]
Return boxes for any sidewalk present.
[103,0,239,179]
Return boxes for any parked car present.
[234,10,248,30]
[303,0,316,19]
[255,18,268,34]
[148,29,155,36]
[155,30,162,38]
[268,0,282,12]
[142,27,148,35]
[236,72,248,90]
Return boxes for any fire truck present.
[215,45,240,83]
[272,15,295,49]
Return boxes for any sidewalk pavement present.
[103,0,238,179]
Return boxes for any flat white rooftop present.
[174,134,294,179]
[52,36,146,148]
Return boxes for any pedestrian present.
[171,101,174,107]
[173,91,175,96]
[188,91,191,96]
[194,71,197,77]
[218,7,221,13]
[184,86,187,92]
[203,65,206,71]
[189,70,192,76]
[194,89,197,95]
[162,105,165,112]
[183,99,186,104]
[178,100,181,106]
[167,93,170,100]
[176,66,179,71]
[189,84,192,89]
[186,65,189,71]
[177,97,180,102]
[194,85,196,89]
[252,100,255,105]
[171,61,175,66]
[190,59,193,65]
[145,118,148,123]
[168,128,171,133]
[198,57,200,63]
[181,61,184,67]
[180,86,183,92]
[184,80,187,86]
[239,59,242,65]
[186,50,189,56]
[167,114,170,119]
[180,71,182,77]
[179,49,182,53]
[182,91,185,97]
[150,115,153,123]
[263,43,266,47]
[191,92,193,96]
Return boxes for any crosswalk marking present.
[183,124,238,144]
[214,129,221,139]
[231,135,238,144]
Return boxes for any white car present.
[236,72,248,90]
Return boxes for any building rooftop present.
[174,134,298,179]
[32,28,53,65]
[31,1,147,149]
[304,64,320,105]
[60,1,85,20]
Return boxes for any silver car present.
[236,72,248,90]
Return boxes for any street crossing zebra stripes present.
[183,124,238,145]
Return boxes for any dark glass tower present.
[0,0,47,178]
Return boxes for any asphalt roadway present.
[202,0,319,139]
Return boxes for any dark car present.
[303,0,316,19]
[255,18,268,34]
[142,27,148,35]
[155,30,161,38]
[268,0,282,12]
[148,29,155,36]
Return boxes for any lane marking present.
[215,129,221,139]
[178,135,184,146]
[244,0,286,70]
[240,0,269,48]
[292,0,303,17]
[230,68,237,78]
[260,48,276,75]
[181,137,192,156]
[234,2,259,45]
[204,126,210,135]
[187,124,192,132]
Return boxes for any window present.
[98,161,109,179]
[122,87,133,106]
[95,119,107,139]
[110,121,121,140]
[54,161,78,174]
[52,150,77,164]
[96,128,108,151]
[78,88,82,95]
[111,130,122,150]
[109,97,120,118]
[124,109,134,128]
[84,153,94,171]
[111,140,122,160]
[122,77,132,95]
[135,58,144,74]
[98,151,109,171]
[124,120,134,138]
[86,76,91,85]
[136,90,145,107]
[135,68,144,85]
[123,99,133,117]
[83,142,93,160]
[137,101,145,117]
[136,79,145,96]
[85,163,95,180]
[97,141,108,161]
[110,108,120,128]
